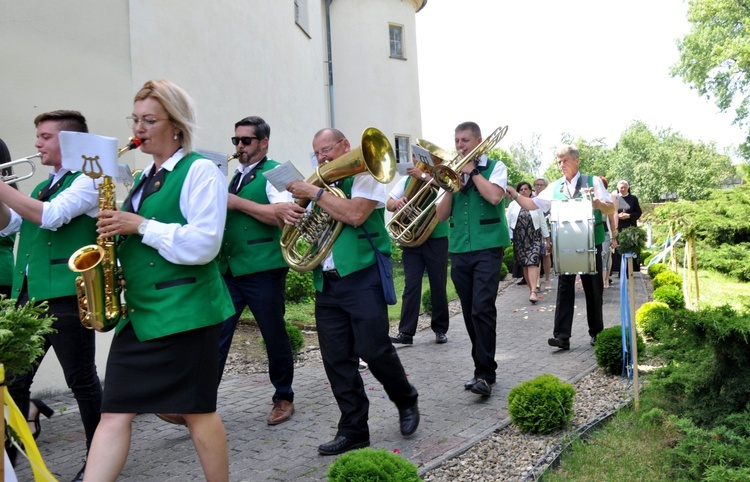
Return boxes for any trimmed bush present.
[503,245,515,272]
[260,322,304,354]
[326,448,420,482]
[654,284,686,310]
[285,270,315,303]
[647,262,668,279]
[507,374,576,434]
[422,287,432,315]
[594,325,645,376]
[499,261,508,281]
[635,301,672,339]
[653,270,683,290]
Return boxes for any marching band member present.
[85,80,233,482]
[435,121,510,399]
[507,144,614,351]
[285,128,419,456]
[0,112,101,482]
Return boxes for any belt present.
[323,269,341,280]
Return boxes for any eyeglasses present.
[126,116,165,129]
[534,183,546,188]
[314,139,344,158]
[231,136,259,146]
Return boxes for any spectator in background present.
[533,177,553,291]
[612,180,642,273]
[598,176,617,288]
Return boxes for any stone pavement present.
[15,272,649,482]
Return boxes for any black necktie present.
[229,172,243,194]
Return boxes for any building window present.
[295,0,310,36]
[395,135,410,165]
[389,24,405,59]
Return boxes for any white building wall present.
[0,0,425,395]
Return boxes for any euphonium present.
[280,127,396,272]
[68,137,141,331]
[386,126,509,246]
[386,145,450,247]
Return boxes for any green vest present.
[117,152,234,341]
[217,159,287,276]
[11,172,98,300]
[0,234,15,287]
[313,177,391,291]
[447,160,511,254]
[404,177,448,239]
[551,173,605,245]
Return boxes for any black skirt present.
[101,322,221,413]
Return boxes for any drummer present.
[506,144,613,351]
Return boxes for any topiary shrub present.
[507,374,576,434]
[654,284,685,310]
[635,301,673,339]
[422,288,432,315]
[499,261,508,281]
[652,270,683,290]
[594,325,645,376]
[647,262,668,279]
[260,322,304,354]
[326,447,420,482]
[285,270,315,303]
[390,242,403,266]
[643,254,654,266]
[503,245,514,272]
[0,297,56,376]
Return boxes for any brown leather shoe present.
[267,400,295,425]
[156,413,187,426]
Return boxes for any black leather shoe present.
[470,378,492,397]
[71,462,86,482]
[318,435,370,456]
[464,378,478,390]
[590,335,597,346]
[516,278,527,286]
[548,337,570,350]
[390,332,413,345]
[435,332,447,344]
[398,402,420,436]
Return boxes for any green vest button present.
[130,308,135,313]
[149,262,155,267]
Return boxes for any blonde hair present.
[134,79,197,152]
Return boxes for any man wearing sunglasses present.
[216,116,298,425]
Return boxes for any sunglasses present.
[231,136,259,146]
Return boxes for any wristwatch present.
[420,172,427,180]
[137,219,150,236]
[469,168,480,177]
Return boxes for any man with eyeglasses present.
[0,110,102,482]
[285,128,420,456]
[215,116,298,425]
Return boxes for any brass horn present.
[387,126,509,246]
[280,127,396,272]
[68,137,141,331]
[0,153,39,185]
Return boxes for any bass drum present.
[550,198,597,275]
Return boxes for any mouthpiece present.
[129,137,143,149]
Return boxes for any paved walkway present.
[16,272,649,481]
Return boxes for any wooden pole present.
[628,257,639,411]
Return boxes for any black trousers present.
[450,247,504,383]
[553,244,605,340]
[316,263,418,440]
[218,267,294,403]
[397,236,449,336]
[7,290,102,455]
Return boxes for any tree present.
[671,0,750,158]
[508,133,544,177]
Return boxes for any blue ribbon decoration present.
[619,252,636,380]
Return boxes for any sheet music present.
[195,148,229,176]
[59,131,118,178]
[412,144,434,167]
[117,163,134,188]
[263,161,306,192]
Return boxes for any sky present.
[415,0,746,169]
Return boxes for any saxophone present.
[68,137,141,331]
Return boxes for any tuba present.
[386,125,509,244]
[386,143,451,247]
[68,137,141,331]
[280,127,396,272]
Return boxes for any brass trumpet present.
[68,137,141,331]
[0,153,39,184]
